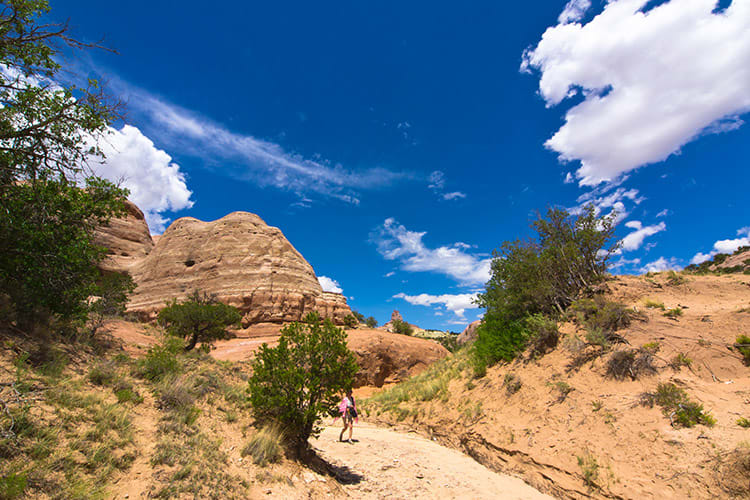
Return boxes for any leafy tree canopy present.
[0,0,129,332]
[248,312,358,456]
[157,291,242,351]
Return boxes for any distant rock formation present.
[457,320,481,345]
[95,205,352,325]
[92,200,154,273]
[391,310,403,323]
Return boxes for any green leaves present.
[157,291,242,351]
[248,313,358,456]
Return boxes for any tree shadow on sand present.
[306,449,364,485]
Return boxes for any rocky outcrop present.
[126,211,352,325]
[457,320,481,345]
[92,200,154,273]
[96,205,351,325]
[347,329,449,387]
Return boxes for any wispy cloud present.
[393,292,479,319]
[427,170,467,201]
[108,78,411,205]
[523,0,750,186]
[371,218,491,286]
[620,220,666,252]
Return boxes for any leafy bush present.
[643,383,715,428]
[473,316,529,368]
[568,296,636,335]
[665,271,687,286]
[737,417,750,428]
[392,319,413,336]
[241,425,284,466]
[735,335,750,365]
[158,291,242,351]
[248,313,358,456]
[136,337,184,381]
[670,353,692,369]
[365,316,378,328]
[664,307,683,318]
[525,314,559,357]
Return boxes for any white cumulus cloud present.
[620,220,666,252]
[371,219,491,286]
[393,292,479,319]
[88,125,194,233]
[318,276,343,294]
[690,227,750,264]
[523,0,750,186]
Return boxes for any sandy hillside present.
[363,272,750,499]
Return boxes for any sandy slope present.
[311,422,551,499]
[364,273,750,499]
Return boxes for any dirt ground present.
[311,421,551,500]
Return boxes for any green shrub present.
[115,388,142,404]
[437,335,460,353]
[248,313,358,456]
[737,417,750,428]
[472,316,529,368]
[568,296,636,335]
[137,337,183,381]
[158,291,242,351]
[525,314,559,357]
[241,425,284,466]
[644,383,715,428]
[664,307,683,318]
[641,342,660,354]
[365,316,378,328]
[392,319,413,336]
[670,353,692,369]
[736,335,750,365]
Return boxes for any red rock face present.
[95,205,352,325]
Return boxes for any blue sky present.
[54,0,749,330]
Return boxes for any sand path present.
[311,422,551,499]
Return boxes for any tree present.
[392,318,413,336]
[0,0,127,331]
[248,312,358,457]
[351,310,365,323]
[473,205,619,368]
[365,316,378,328]
[157,291,242,351]
[0,176,127,329]
[343,314,358,328]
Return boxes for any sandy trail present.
[311,422,551,499]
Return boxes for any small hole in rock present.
[184,259,195,267]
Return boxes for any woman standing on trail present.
[338,390,357,443]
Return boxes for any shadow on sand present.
[307,449,364,485]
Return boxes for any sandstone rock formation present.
[457,320,481,345]
[96,205,352,325]
[92,200,154,273]
[348,329,449,386]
